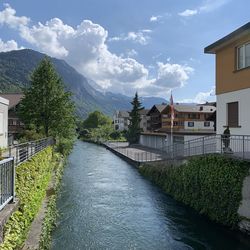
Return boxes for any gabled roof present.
[174,104,216,113]
[205,22,250,54]
[0,93,24,109]
[139,109,150,115]
[115,110,129,118]
[148,104,167,115]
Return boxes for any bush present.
[0,147,55,250]
[140,155,250,228]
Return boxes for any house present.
[113,110,130,131]
[205,22,250,135]
[0,96,9,148]
[0,94,24,141]
[113,109,150,132]
[147,104,167,131]
[139,103,216,149]
[160,103,216,134]
[139,109,150,132]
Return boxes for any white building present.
[113,110,130,131]
[0,96,9,148]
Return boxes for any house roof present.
[204,22,250,54]
[139,109,150,115]
[0,93,24,109]
[117,110,129,118]
[174,104,216,113]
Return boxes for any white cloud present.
[150,15,161,22]
[136,62,194,97]
[179,0,231,18]
[109,30,151,45]
[0,3,29,28]
[178,9,198,17]
[126,49,138,57]
[0,39,23,52]
[179,87,215,103]
[0,4,195,97]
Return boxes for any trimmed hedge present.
[39,154,64,250]
[0,147,55,250]
[139,155,250,228]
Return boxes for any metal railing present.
[7,137,54,166]
[0,137,54,211]
[0,158,15,211]
[105,135,250,163]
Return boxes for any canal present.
[52,141,250,250]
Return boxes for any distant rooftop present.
[0,93,24,109]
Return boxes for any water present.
[52,141,250,250]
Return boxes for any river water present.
[52,141,250,250]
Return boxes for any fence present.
[0,158,15,211]
[0,137,54,211]
[7,137,54,166]
[105,135,250,163]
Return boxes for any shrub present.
[140,155,250,228]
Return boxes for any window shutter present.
[227,102,239,127]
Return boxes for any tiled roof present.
[0,93,24,109]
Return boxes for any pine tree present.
[126,92,143,144]
[19,57,76,140]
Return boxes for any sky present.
[0,0,249,103]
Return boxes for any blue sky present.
[0,0,249,103]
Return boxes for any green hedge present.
[0,147,54,250]
[139,155,250,228]
[39,154,64,250]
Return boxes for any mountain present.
[0,49,166,117]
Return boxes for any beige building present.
[0,96,9,148]
[205,22,250,135]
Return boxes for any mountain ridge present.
[0,49,166,117]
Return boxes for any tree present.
[19,57,76,140]
[83,110,111,129]
[126,92,143,144]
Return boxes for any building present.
[113,109,150,132]
[0,96,9,148]
[205,22,250,135]
[0,94,24,140]
[160,103,216,134]
[139,109,150,132]
[140,104,216,149]
[113,110,130,131]
[147,104,167,131]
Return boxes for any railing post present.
[202,137,205,155]
[11,158,15,203]
[243,135,245,160]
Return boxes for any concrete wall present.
[216,33,250,95]
[0,97,9,148]
[139,134,168,149]
[238,172,250,235]
[217,88,250,135]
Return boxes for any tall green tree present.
[19,57,76,140]
[126,92,143,144]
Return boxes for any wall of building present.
[0,97,9,148]
[184,121,214,131]
[216,33,250,95]
[217,88,250,135]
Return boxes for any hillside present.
[0,49,166,117]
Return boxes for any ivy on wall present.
[140,155,250,228]
[0,147,54,250]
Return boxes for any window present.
[237,43,250,69]
[188,122,194,127]
[204,121,210,127]
[227,102,239,127]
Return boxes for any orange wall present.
[216,34,250,95]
